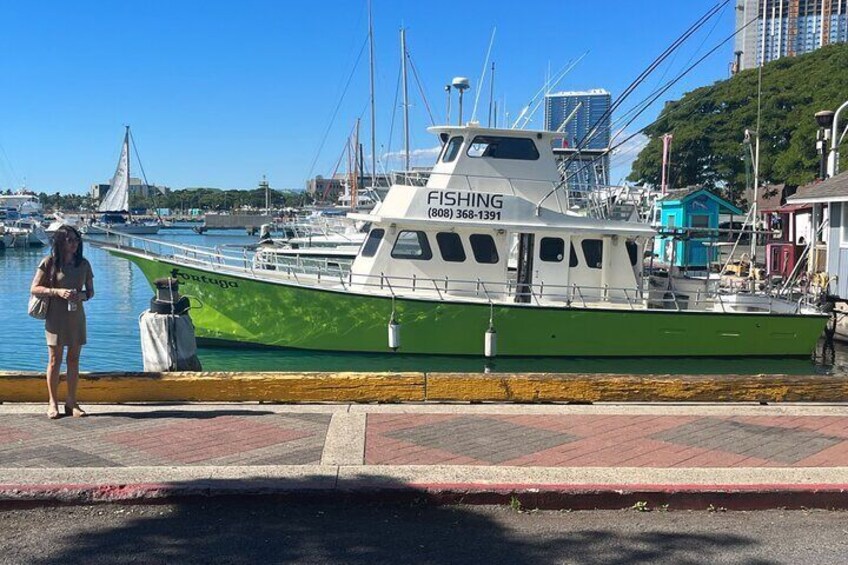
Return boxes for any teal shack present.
[655,188,744,269]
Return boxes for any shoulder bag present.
[28,258,53,320]
[28,293,50,320]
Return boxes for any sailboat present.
[83,126,160,236]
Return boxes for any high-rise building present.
[544,89,611,149]
[544,89,612,190]
[734,0,848,72]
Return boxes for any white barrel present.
[484,327,497,358]
[388,321,401,350]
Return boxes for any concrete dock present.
[2,371,848,509]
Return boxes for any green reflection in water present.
[196,341,837,375]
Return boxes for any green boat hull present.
[116,250,828,357]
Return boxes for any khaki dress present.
[39,257,93,347]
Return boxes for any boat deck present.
[92,232,820,317]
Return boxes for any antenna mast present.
[488,62,495,127]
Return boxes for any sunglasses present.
[65,237,80,244]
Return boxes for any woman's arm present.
[30,264,72,299]
[84,264,95,300]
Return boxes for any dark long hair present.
[50,225,84,270]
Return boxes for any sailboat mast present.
[125,125,131,215]
[368,0,377,189]
[401,27,410,173]
[354,118,360,211]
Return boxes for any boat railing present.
[95,231,821,315]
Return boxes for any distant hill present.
[627,42,848,203]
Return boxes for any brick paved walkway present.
[3,405,848,470]
[0,410,330,468]
[365,414,848,467]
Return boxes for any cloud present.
[609,131,650,184]
[378,146,442,169]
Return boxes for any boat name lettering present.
[426,191,503,209]
[170,268,239,289]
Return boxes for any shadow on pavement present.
[89,409,277,419]
[12,475,771,565]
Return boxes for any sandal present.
[47,404,60,420]
[64,404,87,418]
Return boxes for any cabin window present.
[469,234,499,264]
[391,230,433,260]
[569,243,579,267]
[466,136,540,160]
[436,232,466,262]
[581,239,603,269]
[841,205,848,246]
[436,133,449,160]
[539,237,564,262]
[441,136,464,163]
[361,228,384,258]
[626,240,638,266]
[691,215,709,228]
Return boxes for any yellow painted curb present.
[1,371,847,403]
[0,372,426,403]
[425,373,848,402]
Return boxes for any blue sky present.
[0,1,734,194]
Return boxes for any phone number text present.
[427,207,502,221]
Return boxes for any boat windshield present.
[466,136,540,160]
[440,136,464,163]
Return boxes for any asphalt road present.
[1,499,847,564]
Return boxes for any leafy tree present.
[628,43,848,205]
[129,187,313,213]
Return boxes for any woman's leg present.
[46,345,63,416]
[65,344,82,408]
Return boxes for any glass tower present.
[734,0,848,71]
[544,89,612,190]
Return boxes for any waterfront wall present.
[2,371,847,403]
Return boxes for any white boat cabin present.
[348,125,655,303]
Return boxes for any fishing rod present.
[517,52,589,130]
[470,27,496,124]
[535,1,731,213]
[563,12,761,189]
[556,1,729,174]
[510,52,588,130]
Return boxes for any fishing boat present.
[82,127,161,236]
[100,124,828,357]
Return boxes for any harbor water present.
[1,227,845,374]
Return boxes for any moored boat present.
[100,124,829,357]
[82,126,161,237]
[1,217,48,247]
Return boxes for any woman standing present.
[30,225,94,419]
